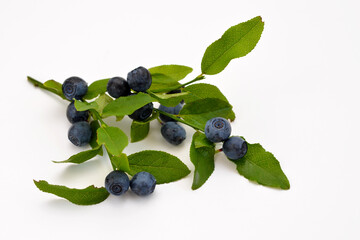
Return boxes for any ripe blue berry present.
[205,117,231,142]
[107,77,131,98]
[130,171,156,196]
[66,101,89,123]
[62,77,88,100]
[161,122,186,145]
[158,103,183,122]
[105,170,130,196]
[128,102,153,121]
[127,66,152,92]
[223,136,248,160]
[68,121,92,146]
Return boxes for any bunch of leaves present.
[28,16,289,206]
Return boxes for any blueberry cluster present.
[105,171,156,196]
[107,67,153,121]
[205,117,248,160]
[158,101,187,145]
[63,66,154,147]
[63,77,92,146]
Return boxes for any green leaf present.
[34,180,109,205]
[148,91,187,107]
[201,16,264,75]
[74,99,98,111]
[53,146,102,164]
[27,77,66,100]
[149,81,181,93]
[116,116,125,121]
[184,83,235,120]
[95,94,113,115]
[43,80,63,96]
[190,132,215,190]
[74,94,112,115]
[193,131,214,149]
[97,126,128,156]
[109,153,130,172]
[89,121,102,155]
[102,92,154,117]
[149,65,193,83]
[127,150,190,184]
[179,98,233,130]
[131,121,150,143]
[84,79,110,100]
[231,141,290,190]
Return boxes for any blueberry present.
[223,136,248,160]
[158,103,183,122]
[105,170,130,196]
[127,66,152,92]
[128,102,153,121]
[62,77,88,100]
[107,77,131,98]
[161,122,186,145]
[205,117,231,143]
[130,171,156,196]
[68,121,92,146]
[66,101,89,123]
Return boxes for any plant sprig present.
[28,16,290,206]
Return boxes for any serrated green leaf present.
[109,153,130,172]
[53,146,102,164]
[97,126,128,156]
[201,16,264,75]
[184,83,235,120]
[102,92,154,117]
[131,121,150,143]
[149,65,193,83]
[148,91,187,107]
[84,79,110,100]
[179,98,233,130]
[127,150,190,184]
[34,180,109,205]
[231,142,290,190]
[190,132,215,190]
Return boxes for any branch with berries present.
[29,16,290,206]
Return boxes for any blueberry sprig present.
[29,16,290,206]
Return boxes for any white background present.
[0,0,359,239]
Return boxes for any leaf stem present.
[89,109,108,127]
[27,76,67,100]
[179,74,205,88]
[155,109,203,131]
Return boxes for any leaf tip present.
[281,180,290,190]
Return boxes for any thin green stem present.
[155,109,203,131]
[179,74,205,88]
[89,109,108,127]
